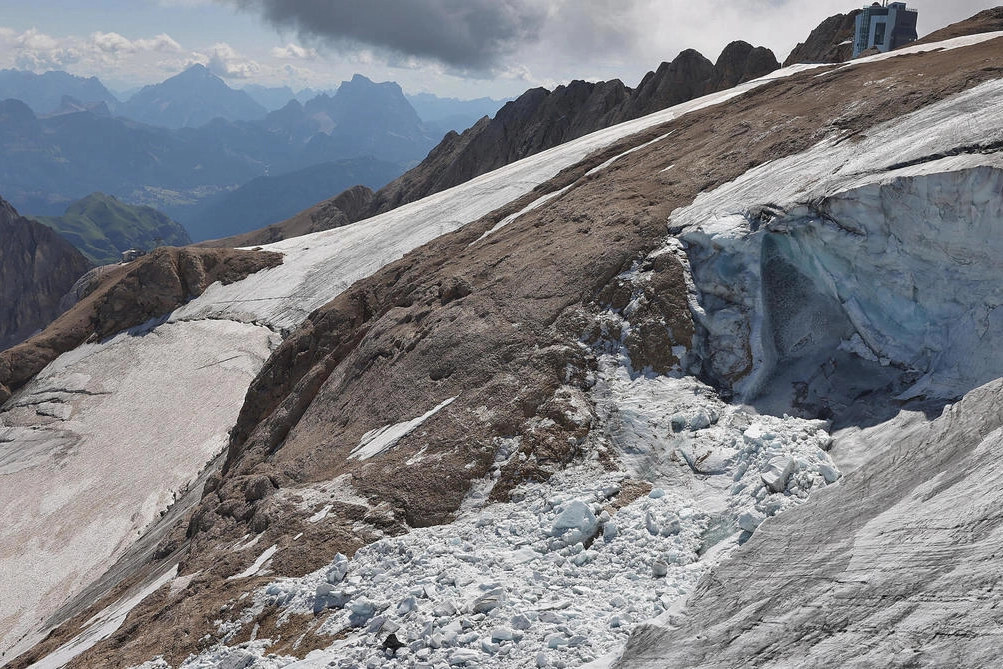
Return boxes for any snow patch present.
[29,565,178,669]
[350,397,457,461]
[228,545,278,581]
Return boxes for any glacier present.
[3,30,1003,669]
[1,59,824,663]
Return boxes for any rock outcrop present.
[0,197,90,353]
[914,7,1003,45]
[0,245,282,403]
[714,40,784,88]
[783,11,861,66]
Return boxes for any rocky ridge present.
[782,10,861,67]
[0,197,90,353]
[0,245,282,404]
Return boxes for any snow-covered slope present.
[0,321,277,660]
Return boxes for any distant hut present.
[121,248,147,263]
[853,2,919,58]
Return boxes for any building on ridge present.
[853,1,919,58]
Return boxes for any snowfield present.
[0,321,277,661]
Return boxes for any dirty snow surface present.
[0,321,277,660]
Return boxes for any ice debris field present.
[136,364,838,669]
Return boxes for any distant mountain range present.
[32,192,191,265]
[406,92,510,136]
[0,72,438,238]
[0,69,118,116]
[118,64,268,129]
[184,158,404,242]
[241,83,297,112]
[0,67,501,239]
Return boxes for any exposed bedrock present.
[681,166,1003,421]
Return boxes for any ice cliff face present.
[676,79,1003,417]
[611,42,1003,669]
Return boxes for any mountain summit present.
[119,64,268,128]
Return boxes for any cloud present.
[228,0,549,71]
[222,0,1001,87]
[92,32,183,55]
[11,28,82,70]
[193,42,261,78]
[270,43,318,60]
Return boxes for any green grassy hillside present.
[34,193,192,265]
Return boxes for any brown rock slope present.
[783,10,861,66]
[0,197,90,352]
[0,246,282,403]
[915,6,1003,44]
[13,35,1003,669]
[197,185,376,249]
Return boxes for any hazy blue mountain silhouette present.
[119,64,268,128]
[0,69,119,115]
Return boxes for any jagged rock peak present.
[716,40,782,87]
[620,43,779,121]
[784,10,862,67]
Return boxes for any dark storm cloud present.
[230,0,549,70]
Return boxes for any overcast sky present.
[0,0,996,98]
